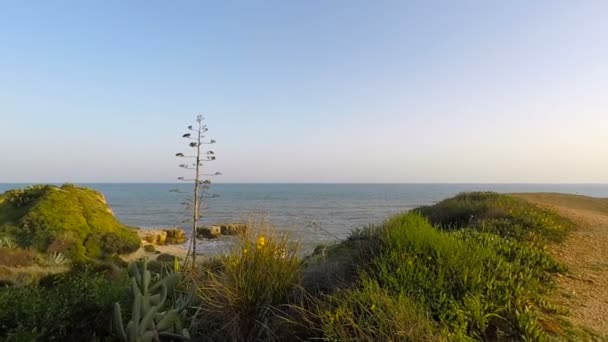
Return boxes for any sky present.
[0,1,607,183]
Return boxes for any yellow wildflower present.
[256,236,266,249]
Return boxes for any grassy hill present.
[0,184,139,260]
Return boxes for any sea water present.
[1,183,607,254]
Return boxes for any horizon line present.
[1,182,608,185]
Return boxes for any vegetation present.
[0,184,140,261]
[193,229,302,341]
[0,265,131,341]
[0,191,594,341]
[176,115,220,267]
[415,191,572,244]
[308,192,576,341]
[113,260,191,342]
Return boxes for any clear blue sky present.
[1,1,607,183]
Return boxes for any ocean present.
[2,183,608,254]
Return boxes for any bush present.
[415,192,573,244]
[143,244,156,253]
[0,265,130,341]
[319,278,437,341]
[194,231,302,341]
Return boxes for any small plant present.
[113,260,191,342]
[4,185,50,208]
[0,236,16,249]
[47,252,69,265]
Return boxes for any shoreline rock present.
[138,228,187,246]
[218,223,248,236]
[197,226,221,239]
[196,223,248,239]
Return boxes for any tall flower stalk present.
[176,115,220,267]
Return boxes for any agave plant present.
[113,260,191,342]
[0,236,16,249]
[47,252,69,265]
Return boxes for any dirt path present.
[513,193,608,338]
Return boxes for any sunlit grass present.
[192,219,303,341]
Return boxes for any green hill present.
[0,184,140,260]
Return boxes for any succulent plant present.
[47,252,69,265]
[113,260,191,342]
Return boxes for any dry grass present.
[0,264,69,286]
[0,248,36,267]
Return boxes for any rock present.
[157,253,181,263]
[197,226,221,239]
[143,244,156,253]
[164,228,187,244]
[140,230,167,246]
[218,223,248,236]
[139,228,187,246]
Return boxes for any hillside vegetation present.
[0,184,140,261]
[304,192,583,341]
[3,191,604,341]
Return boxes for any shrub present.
[319,278,437,341]
[194,230,302,341]
[0,265,131,341]
[143,244,156,253]
[415,192,573,244]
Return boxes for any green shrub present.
[0,265,131,341]
[319,278,437,341]
[194,232,302,341]
[143,244,156,253]
[415,192,573,244]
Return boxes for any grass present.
[318,277,438,341]
[192,222,303,341]
[306,192,580,341]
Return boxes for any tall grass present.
[372,213,557,339]
[193,222,303,341]
[315,193,574,341]
[319,277,438,341]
